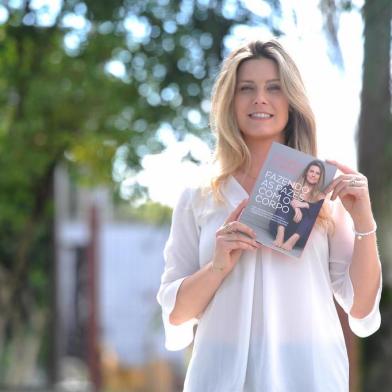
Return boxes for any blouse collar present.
[221,175,249,208]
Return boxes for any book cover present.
[239,142,337,258]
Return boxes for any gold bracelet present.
[353,222,377,240]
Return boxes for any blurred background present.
[0,0,390,391]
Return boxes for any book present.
[239,142,337,258]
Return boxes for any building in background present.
[54,165,185,392]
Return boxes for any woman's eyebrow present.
[237,78,281,83]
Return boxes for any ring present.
[349,177,366,187]
[222,222,235,234]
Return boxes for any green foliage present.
[0,0,282,385]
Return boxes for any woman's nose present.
[253,89,268,104]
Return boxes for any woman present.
[271,160,326,251]
[157,39,381,391]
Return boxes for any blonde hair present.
[209,39,331,230]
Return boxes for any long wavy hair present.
[209,39,331,229]
[295,160,326,203]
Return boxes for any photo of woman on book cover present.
[269,160,327,251]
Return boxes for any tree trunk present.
[357,1,391,391]
[358,0,392,273]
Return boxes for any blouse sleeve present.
[156,187,201,351]
[328,199,382,338]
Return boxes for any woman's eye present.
[267,84,281,91]
[240,85,253,91]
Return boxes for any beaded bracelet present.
[353,222,377,240]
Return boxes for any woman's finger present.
[337,186,364,200]
[326,159,359,175]
[324,176,340,195]
[330,179,351,201]
[216,234,259,250]
[218,231,260,247]
[218,220,256,239]
[325,174,357,195]
[230,241,259,252]
[224,198,248,225]
[328,174,369,200]
[333,182,369,203]
[226,231,260,245]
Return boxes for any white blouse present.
[157,176,382,392]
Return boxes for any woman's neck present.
[240,138,281,178]
[234,138,282,193]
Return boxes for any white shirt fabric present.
[157,176,382,392]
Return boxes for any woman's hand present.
[325,160,375,230]
[293,207,303,223]
[212,199,261,272]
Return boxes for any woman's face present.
[306,165,321,185]
[234,58,289,144]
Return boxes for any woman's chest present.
[198,207,228,267]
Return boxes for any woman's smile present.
[248,112,274,120]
